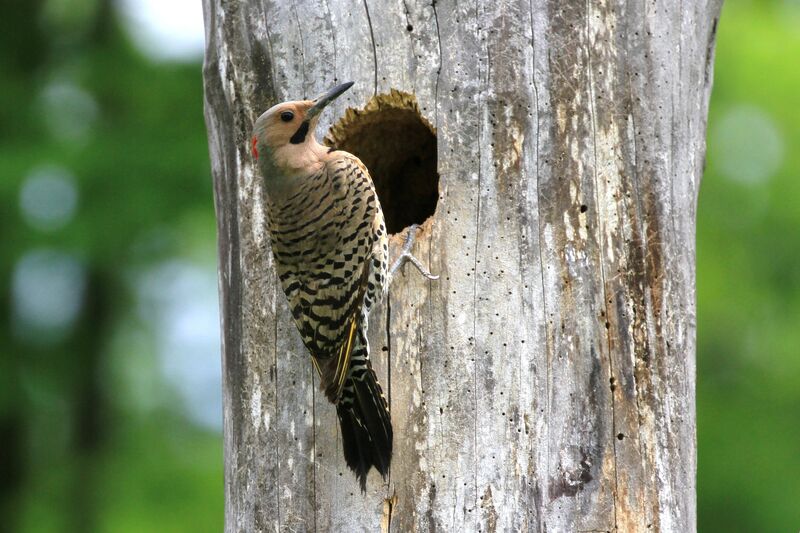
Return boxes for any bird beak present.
[306,81,354,119]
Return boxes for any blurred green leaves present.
[1,1,220,531]
[698,1,800,531]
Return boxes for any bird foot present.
[390,224,439,280]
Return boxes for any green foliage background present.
[698,1,800,530]
[1,1,221,531]
[0,0,797,531]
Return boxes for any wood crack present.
[584,0,620,529]
[291,4,307,97]
[432,0,442,129]
[274,285,282,532]
[385,296,392,492]
[527,2,549,531]
[261,4,278,98]
[471,0,484,522]
[624,5,650,518]
[362,0,378,95]
[311,370,317,532]
[322,0,338,82]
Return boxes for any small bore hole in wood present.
[324,89,439,234]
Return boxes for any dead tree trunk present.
[202,1,722,531]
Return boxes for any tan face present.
[251,100,315,160]
[251,82,355,164]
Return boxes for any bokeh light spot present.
[38,81,98,144]
[12,249,87,345]
[19,166,79,232]
[135,260,221,430]
[712,105,784,185]
[118,0,205,62]
[779,0,800,30]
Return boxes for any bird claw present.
[390,224,439,281]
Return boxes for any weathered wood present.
[202,0,722,531]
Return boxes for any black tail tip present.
[335,365,393,492]
[352,459,389,493]
[337,402,392,492]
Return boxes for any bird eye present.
[280,111,294,122]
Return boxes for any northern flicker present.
[251,81,436,490]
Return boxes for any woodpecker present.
[251,82,436,491]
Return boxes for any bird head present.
[251,81,354,175]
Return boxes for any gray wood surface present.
[202,1,722,530]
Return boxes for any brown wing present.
[312,260,371,402]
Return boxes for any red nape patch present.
[251,136,259,159]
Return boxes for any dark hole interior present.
[324,92,439,234]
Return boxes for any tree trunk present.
[202,1,722,531]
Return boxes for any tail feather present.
[336,365,392,491]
